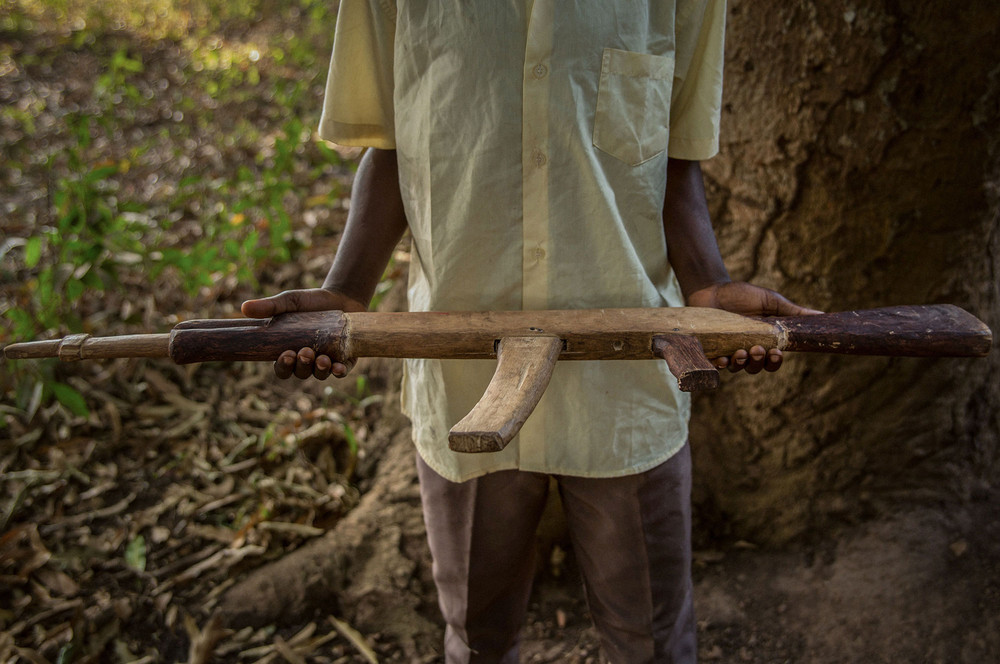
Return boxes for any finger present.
[312,354,333,381]
[331,358,355,379]
[765,349,783,372]
[728,349,749,373]
[294,348,317,380]
[274,350,297,379]
[744,346,767,374]
[713,356,730,369]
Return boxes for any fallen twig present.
[159,545,267,594]
[328,615,378,664]
[185,612,228,664]
[39,492,137,534]
[256,522,324,538]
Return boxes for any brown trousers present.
[417,444,696,664]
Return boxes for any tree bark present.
[691,0,1000,544]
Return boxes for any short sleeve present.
[668,0,726,160]
[318,0,397,148]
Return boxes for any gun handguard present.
[4,305,992,452]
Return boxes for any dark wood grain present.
[168,311,349,364]
[776,305,992,357]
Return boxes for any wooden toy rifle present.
[4,305,992,452]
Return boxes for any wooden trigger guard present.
[448,336,563,453]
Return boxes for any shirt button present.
[532,63,548,79]
[532,150,547,167]
[533,247,546,260]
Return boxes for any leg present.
[417,455,550,663]
[557,444,695,663]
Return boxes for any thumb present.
[241,290,331,319]
[718,282,824,317]
[770,293,824,317]
[241,294,288,318]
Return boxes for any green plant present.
[15,134,148,334]
[95,47,144,104]
[4,359,90,422]
[1,0,361,425]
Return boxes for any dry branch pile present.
[1,342,406,662]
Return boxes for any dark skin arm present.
[245,153,817,380]
[241,147,408,379]
[663,157,821,373]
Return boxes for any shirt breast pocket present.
[592,48,675,167]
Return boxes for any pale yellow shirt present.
[320,0,727,481]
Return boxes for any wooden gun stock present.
[4,304,992,452]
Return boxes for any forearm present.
[662,157,730,299]
[323,148,409,307]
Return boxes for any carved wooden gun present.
[4,305,992,452]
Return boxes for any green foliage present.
[342,421,359,456]
[20,126,146,334]
[1,0,357,421]
[95,48,145,104]
[4,359,90,423]
[49,381,89,417]
[125,535,147,572]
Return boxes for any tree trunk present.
[691,0,1000,544]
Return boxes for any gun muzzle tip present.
[3,340,61,360]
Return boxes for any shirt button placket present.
[521,0,553,319]
[519,0,555,468]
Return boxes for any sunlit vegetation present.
[1,0,360,417]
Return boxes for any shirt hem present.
[414,436,689,483]
[668,135,719,161]
[318,118,396,149]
